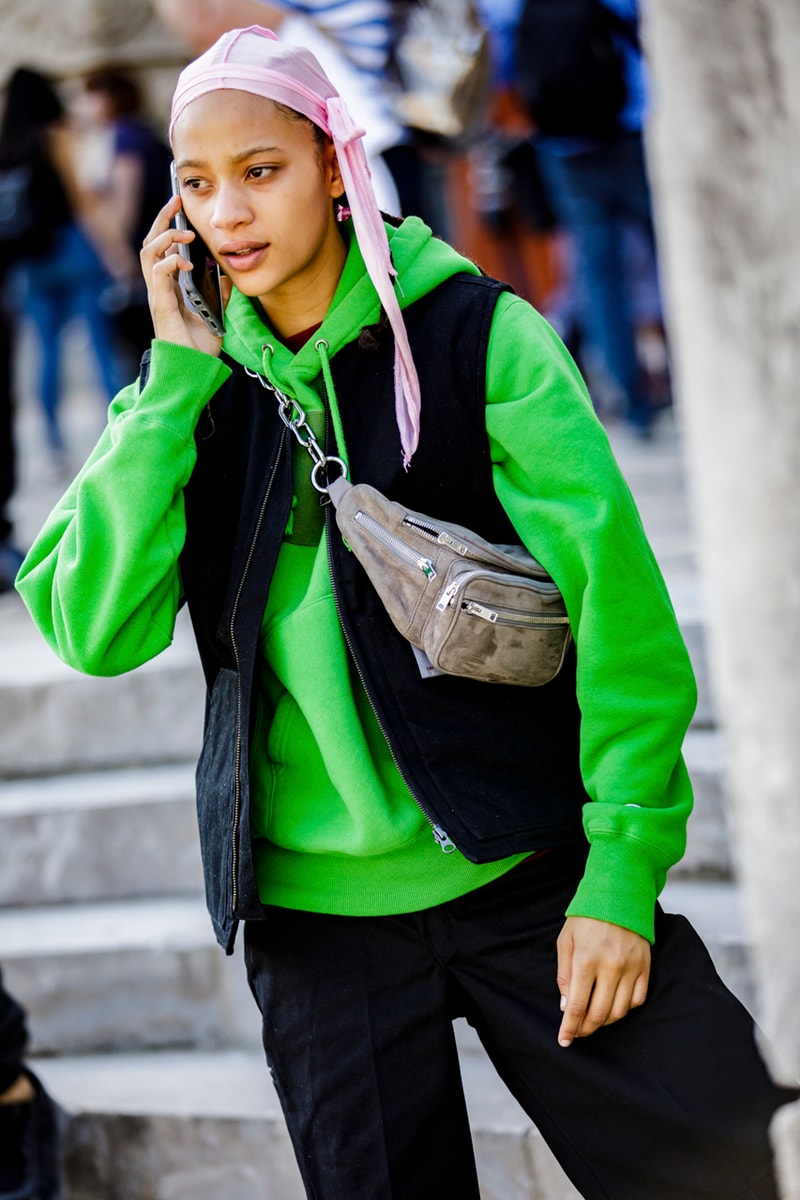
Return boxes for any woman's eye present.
[248,165,275,180]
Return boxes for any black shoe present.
[0,1070,63,1200]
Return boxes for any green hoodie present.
[16,216,696,941]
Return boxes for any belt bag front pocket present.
[328,477,572,687]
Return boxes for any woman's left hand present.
[556,916,651,1047]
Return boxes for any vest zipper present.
[320,435,456,855]
[228,428,287,913]
[326,515,457,855]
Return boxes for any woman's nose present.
[209,183,251,229]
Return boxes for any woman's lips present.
[218,243,268,271]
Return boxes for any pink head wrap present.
[170,25,421,467]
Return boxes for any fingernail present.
[560,995,566,1011]
[559,1037,571,1047]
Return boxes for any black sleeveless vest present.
[179,272,589,950]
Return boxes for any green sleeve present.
[16,341,232,677]
[485,292,697,942]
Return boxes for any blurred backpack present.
[514,0,639,138]
[391,0,492,141]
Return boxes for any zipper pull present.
[438,532,469,556]
[432,823,457,854]
[463,600,498,623]
[435,580,460,612]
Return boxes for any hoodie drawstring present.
[256,340,350,485]
[314,338,350,474]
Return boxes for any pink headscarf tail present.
[326,96,421,465]
[169,25,422,464]
[396,355,421,471]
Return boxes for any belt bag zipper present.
[353,510,437,580]
[251,369,572,691]
[422,565,572,687]
[333,481,572,689]
[462,598,570,627]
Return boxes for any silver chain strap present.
[244,366,347,494]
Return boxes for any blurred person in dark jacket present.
[82,67,172,368]
[516,0,668,436]
[0,68,130,466]
[0,968,62,1200]
[0,239,22,592]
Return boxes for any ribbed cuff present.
[565,834,670,943]
[135,340,232,436]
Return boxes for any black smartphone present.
[170,161,225,337]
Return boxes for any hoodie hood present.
[221,215,481,395]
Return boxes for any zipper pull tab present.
[432,823,457,854]
[463,600,498,623]
[435,580,460,612]
[438,532,469,556]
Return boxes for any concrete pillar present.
[643,0,800,1191]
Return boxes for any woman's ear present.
[326,145,345,200]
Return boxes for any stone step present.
[0,875,755,1061]
[0,763,203,906]
[606,420,715,729]
[0,594,204,779]
[33,1047,581,1200]
[451,878,758,1064]
[674,726,733,879]
[665,572,714,729]
[28,874,764,1200]
[0,725,732,913]
[661,876,755,1014]
[0,896,260,1056]
[0,558,712,786]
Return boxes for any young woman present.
[16,26,793,1200]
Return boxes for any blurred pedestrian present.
[0,68,130,465]
[0,175,23,591]
[0,969,62,1200]
[515,0,666,435]
[469,0,558,306]
[388,0,492,239]
[152,0,485,236]
[81,67,172,369]
[152,0,406,212]
[0,293,23,592]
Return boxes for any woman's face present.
[171,89,346,334]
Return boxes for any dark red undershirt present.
[282,321,324,355]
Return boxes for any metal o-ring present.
[311,456,347,493]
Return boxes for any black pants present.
[0,967,28,1095]
[244,848,792,1199]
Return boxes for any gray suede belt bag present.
[253,368,572,688]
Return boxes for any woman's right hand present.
[141,195,229,356]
